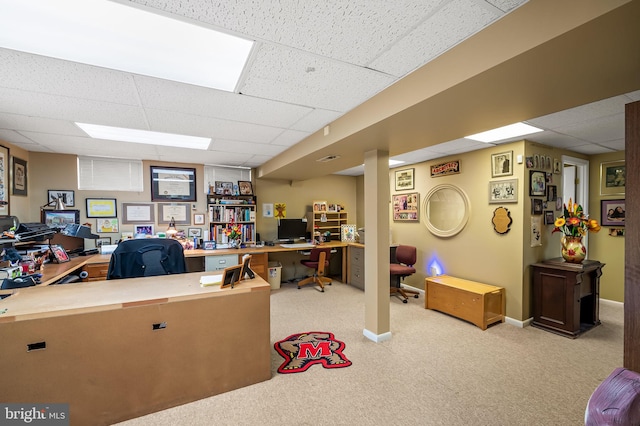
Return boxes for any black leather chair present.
[107,238,187,280]
[298,247,332,292]
[390,245,419,303]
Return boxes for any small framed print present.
[489,179,518,204]
[134,224,154,236]
[215,181,234,195]
[553,158,561,174]
[203,240,216,250]
[47,190,75,207]
[238,181,253,195]
[547,185,557,202]
[491,151,513,177]
[12,156,27,196]
[95,237,111,247]
[599,160,625,196]
[544,210,555,225]
[51,245,69,263]
[531,198,543,215]
[87,198,117,218]
[341,224,356,242]
[313,201,327,212]
[98,218,119,233]
[529,170,546,196]
[193,213,206,225]
[188,227,202,238]
[395,168,415,190]
[601,199,625,227]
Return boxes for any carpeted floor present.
[115,280,623,426]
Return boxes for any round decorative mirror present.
[422,184,470,237]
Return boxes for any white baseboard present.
[363,329,392,342]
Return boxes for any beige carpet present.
[115,281,623,426]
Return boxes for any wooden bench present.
[425,275,505,330]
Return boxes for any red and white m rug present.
[274,331,352,374]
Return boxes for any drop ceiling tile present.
[570,144,615,155]
[555,114,625,143]
[0,87,147,129]
[599,139,625,151]
[145,109,284,143]
[486,0,528,13]
[528,95,627,129]
[0,112,85,136]
[128,0,443,66]
[270,129,312,147]
[370,0,501,77]
[0,129,37,145]
[240,44,395,112]
[0,49,140,105]
[210,139,289,157]
[134,76,312,128]
[290,109,343,133]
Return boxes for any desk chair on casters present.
[390,245,419,303]
[298,247,332,292]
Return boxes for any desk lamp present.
[40,197,66,210]
[166,217,178,237]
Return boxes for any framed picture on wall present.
[601,199,625,226]
[394,168,414,190]
[47,190,75,207]
[392,193,419,221]
[491,151,513,177]
[86,198,117,218]
[151,166,197,201]
[489,179,518,204]
[12,156,27,196]
[599,160,625,195]
[529,170,546,196]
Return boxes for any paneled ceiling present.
[0,0,638,180]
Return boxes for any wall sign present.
[430,160,460,177]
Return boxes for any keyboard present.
[279,243,316,249]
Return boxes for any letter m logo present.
[297,341,331,359]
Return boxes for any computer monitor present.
[277,219,308,242]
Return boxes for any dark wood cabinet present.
[531,258,604,338]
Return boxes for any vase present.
[561,236,586,263]
[229,239,241,249]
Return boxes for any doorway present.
[561,155,590,249]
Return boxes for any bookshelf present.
[207,195,256,245]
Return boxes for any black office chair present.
[107,238,187,280]
[390,245,419,303]
[298,247,332,292]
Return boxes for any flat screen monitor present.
[277,219,308,242]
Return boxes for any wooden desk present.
[0,271,271,425]
[531,258,604,338]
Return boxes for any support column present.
[363,149,391,342]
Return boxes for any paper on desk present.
[200,275,222,287]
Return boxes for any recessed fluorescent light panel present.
[465,122,543,143]
[76,123,211,150]
[0,0,253,91]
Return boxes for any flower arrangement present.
[224,218,242,241]
[552,198,601,237]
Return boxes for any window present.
[203,165,251,194]
[78,156,143,191]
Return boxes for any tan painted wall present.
[589,151,626,302]
[12,142,625,312]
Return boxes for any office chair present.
[298,247,332,292]
[390,245,419,303]
[107,238,187,279]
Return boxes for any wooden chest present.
[425,275,505,330]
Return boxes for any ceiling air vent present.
[316,155,341,163]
